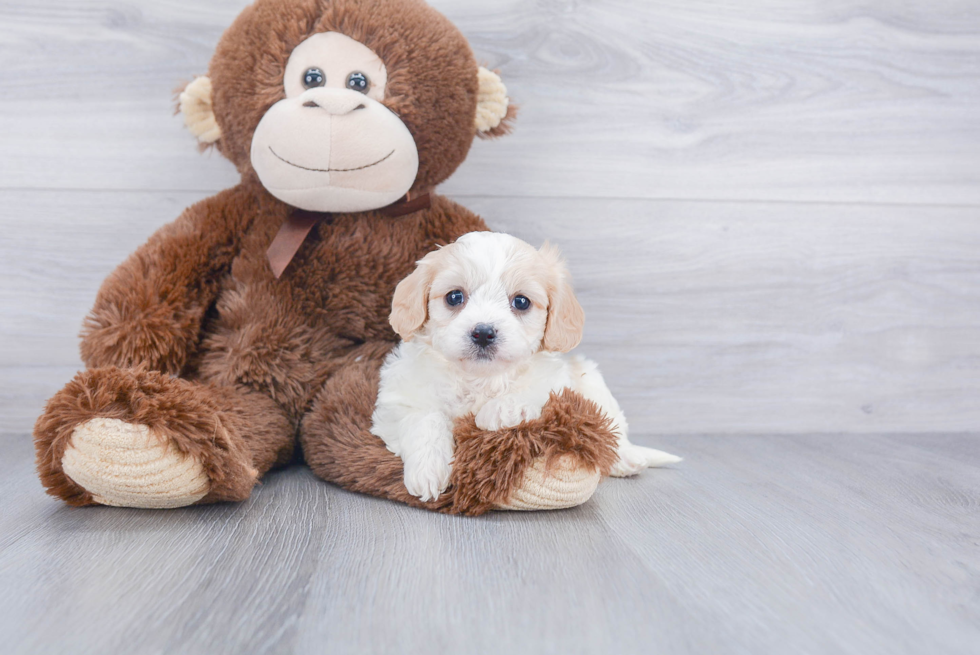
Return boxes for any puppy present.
[371,232,680,501]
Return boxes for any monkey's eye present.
[346,71,369,93]
[303,67,325,89]
[511,295,531,311]
[445,290,465,307]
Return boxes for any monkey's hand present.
[80,190,249,373]
[80,279,204,373]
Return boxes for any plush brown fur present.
[33,0,618,513]
[78,186,272,374]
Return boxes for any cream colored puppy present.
[371,232,680,501]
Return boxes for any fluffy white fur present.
[371,232,680,501]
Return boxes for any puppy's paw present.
[403,457,452,502]
[609,444,681,478]
[475,396,543,431]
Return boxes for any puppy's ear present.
[540,243,585,353]
[390,255,436,341]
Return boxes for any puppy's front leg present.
[399,412,455,502]
[475,388,550,431]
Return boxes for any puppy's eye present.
[511,295,531,311]
[446,290,465,307]
[346,71,369,93]
[303,67,325,89]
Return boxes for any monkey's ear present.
[475,67,517,139]
[178,76,222,145]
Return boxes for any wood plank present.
[592,433,980,655]
[1,432,977,654]
[0,0,978,203]
[4,190,979,435]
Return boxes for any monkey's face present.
[249,32,419,213]
[185,0,516,213]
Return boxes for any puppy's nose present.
[470,323,496,348]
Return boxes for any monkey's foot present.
[61,418,210,509]
[497,455,601,511]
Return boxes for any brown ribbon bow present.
[266,192,431,279]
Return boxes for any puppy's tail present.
[642,447,683,467]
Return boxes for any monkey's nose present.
[300,90,366,115]
[470,324,496,348]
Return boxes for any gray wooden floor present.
[2,431,978,655]
[1,1,979,654]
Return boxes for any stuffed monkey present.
[34,0,618,515]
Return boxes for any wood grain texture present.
[1,431,978,655]
[0,0,977,203]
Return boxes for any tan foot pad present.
[62,418,209,509]
[497,455,601,511]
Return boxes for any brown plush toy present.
[33,0,619,515]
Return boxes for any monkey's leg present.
[34,367,293,508]
[298,345,619,515]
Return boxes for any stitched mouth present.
[268,147,395,173]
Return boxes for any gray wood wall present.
[1,0,978,435]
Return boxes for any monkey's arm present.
[80,187,253,373]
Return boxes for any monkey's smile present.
[269,147,395,173]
